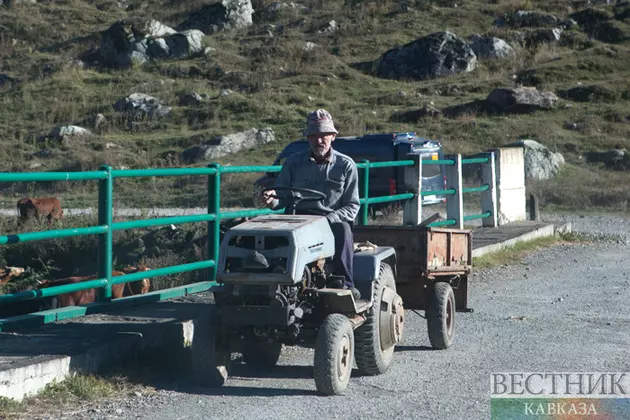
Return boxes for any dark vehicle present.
[253,132,446,217]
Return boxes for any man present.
[263,109,361,299]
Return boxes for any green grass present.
[0,374,138,419]
[473,232,586,269]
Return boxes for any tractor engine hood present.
[217,215,335,285]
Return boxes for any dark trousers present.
[330,222,354,289]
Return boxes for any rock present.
[32,148,53,158]
[1,0,38,5]
[506,139,565,180]
[525,27,563,46]
[560,19,578,30]
[486,87,558,113]
[104,142,118,149]
[50,125,93,141]
[100,19,205,68]
[469,37,515,59]
[181,128,275,162]
[585,148,630,170]
[506,10,558,27]
[177,0,253,35]
[0,73,20,89]
[570,8,613,31]
[303,42,317,51]
[94,113,107,129]
[179,92,206,106]
[391,104,442,122]
[563,121,579,130]
[29,162,43,169]
[376,31,477,81]
[590,20,630,43]
[557,85,617,102]
[615,2,630,22]
[569,8,629,43]
[114,93,172,119]
[318,20,338,34]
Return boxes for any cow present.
[17,197,63,226]
[36,266,152,308]
[0,266,25,286]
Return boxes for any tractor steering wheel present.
[263,186,327,215]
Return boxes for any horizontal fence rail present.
[0,151,496,330]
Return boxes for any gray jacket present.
[272,148,360,224]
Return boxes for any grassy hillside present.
[1,0,629,211]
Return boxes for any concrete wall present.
[494,147,526,225]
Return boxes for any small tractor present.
[205,186,472,395]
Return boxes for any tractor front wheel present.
[313,313,355,395]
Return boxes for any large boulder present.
[486,87,558,113]
[182,128,275,162]
[177,0,254,35]
[507,140,565,180]
[114,93,172,119]
[376,31,477,81]
[506,11,558,27]
[525,27,563,46]
[557,84,617,102]
[569,8,629,43]
[586,148,630,170]
[469,36,515,59]
[100,19,205,68]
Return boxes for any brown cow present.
[17,197,63,226]
[37,266,151,308]
[0,266,25,286]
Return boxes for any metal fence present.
[0,156,493,331]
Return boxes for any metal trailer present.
[353,225,473,349]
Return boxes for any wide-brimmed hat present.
[304,109,338,136]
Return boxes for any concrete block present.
[0,300,216,402]
[494,147,526,225]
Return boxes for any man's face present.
[307,133,336,158]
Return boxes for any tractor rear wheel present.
[313,313,355,395]
[426,282,455,349]
[242,342,282,368]
[354,263,404,375]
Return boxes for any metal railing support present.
[445,154,464,229]
[97,165,113,301]
[359,160,370,226]
[208,163,221,283]
[481,152,498,227]
[402,155,422,226]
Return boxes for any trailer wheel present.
[313,313,355,395]
[426,282,455,350]
[242,342,282,368]
[355,263,404,375]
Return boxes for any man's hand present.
[262,189,276,208]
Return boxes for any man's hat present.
[304,109,338,136]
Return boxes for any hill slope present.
[1,0,629,211]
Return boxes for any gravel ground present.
[28,214,630,420]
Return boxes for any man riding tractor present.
[263,109,362,301]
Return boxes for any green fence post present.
[360,160,369,225]
[208,163,221,282]
[97,165,113,301]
